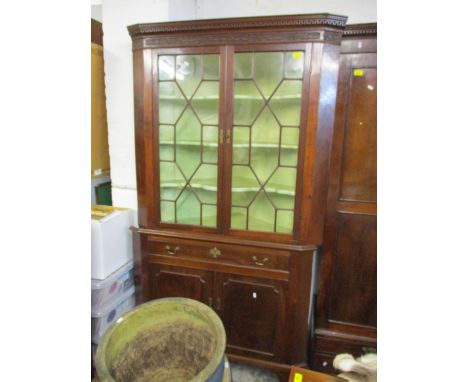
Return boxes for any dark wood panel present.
[328,213,376,327]
[312,330,376,374]
[314,29,377,364]
[91,19,103,45]
[314,331,376,355]
[148,263,213,306]
[339,67,377,203]
[217,273,287,361]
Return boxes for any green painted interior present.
[157,51,304,233]
[158,54,220,227]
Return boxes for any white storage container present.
[91,205,133,280]
[91,260,134,309]
[91,286,136,344]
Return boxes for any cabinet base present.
[310,329,376,374]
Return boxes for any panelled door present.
[148,262,214,307]
[317,48,377,336]
[214,272,288,361]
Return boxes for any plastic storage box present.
[91,205,133,280]
[92,260,134,309]
[91,286,136,344]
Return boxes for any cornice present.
[128,13,347,38]
[343,23,377,37]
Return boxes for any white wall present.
[91,5,102,22]
[196,0,376,24]
[101,0,376,211]
[101,0,197,210]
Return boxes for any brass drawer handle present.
[210,247,221,258]
[165,245,180,256]
[252,256,269,266]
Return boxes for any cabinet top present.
[343,23,377,38]
[127,13,347,39]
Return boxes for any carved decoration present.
[132,30,342,50]
[128,14,347,38]
[343,23,377,37]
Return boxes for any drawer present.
[311,352,337,375]
[314,335,376,356]
[146,236,290,272]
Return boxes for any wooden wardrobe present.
[128,14,347,380]
[311,23,377,373]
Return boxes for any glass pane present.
[276,210,294,233]
[159,125,174,161]
[231,51,304,234]
[202,204,217,227]
[176,188,200,225]
[251,108,279,183]
[233,80,264,125]
[175,108,201,178]
[270,80,303,126]
[280,127,299,166]
[249,191,275,232]
[203,55,219,79]
[161,201,175,223]
[233,127,250,165]
[158,54,220,227]
[231,206,247,229]
[254,52,283,98]
[265,167,297,209]
[159,56,175,80]
[176,55,203,98]
[202,125,218,164]
[160,162,185,201]
[192,81,219,124]
[231,165,259,206]
[191,164,217,204]
[285,52,304,79]
[159,82,186,124]
[234,53,252,79]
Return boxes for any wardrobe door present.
[315,31,377,360]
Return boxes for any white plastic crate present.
[91,205,133,280]
[91,286,136,344]
[91,260,134,309]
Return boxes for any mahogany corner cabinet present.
[127,13,347,377]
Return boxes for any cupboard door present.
[229,49,306,234]
[215,273,287,360]
[148,262,214,306]
[316,39,377,341]
[156,51,222,229]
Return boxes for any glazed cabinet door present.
[148,262,214,307]
[155,48,224,230]
[227,46,308,236]
[215,272,288,361]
